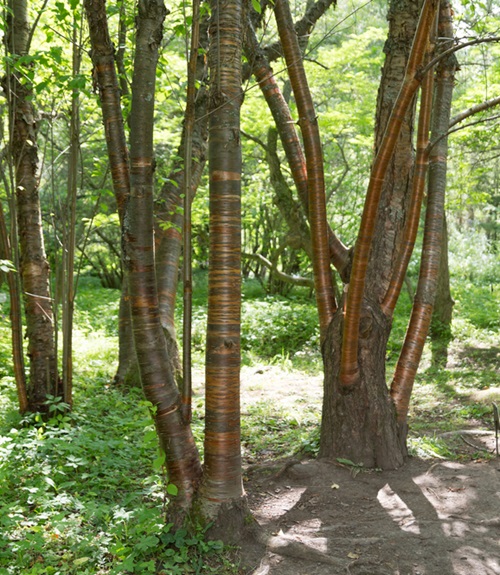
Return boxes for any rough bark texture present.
[320,0,437,468]
[124,0,202,511]
[6,0,59,412]
[198,0,245,521]
[321,303,404,468]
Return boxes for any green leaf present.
[0,259,16,273]
[251,0,262,13]
[152,450,166,470]
[143,429,157,443]
[44,476,56,489]
[167,483,178,496]
[73,557,90,566]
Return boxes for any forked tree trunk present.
[320,0,438,468]
[6,0,59,412]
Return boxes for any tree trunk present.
[321,302,404,468]
[6,0,59,412]
[391,0,457,436]
[197,0,246,530]
[84,0,140,387]
[430,214,454,368]
[124,0,202,512]
[62,15,82,408]
[275,0,336,342]
[154,15,209,388]
[320,0,438,468]
[114,285,140,387]
[0,198,27,412]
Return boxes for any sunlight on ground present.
[254,486,306,521]
[376,483,421,534]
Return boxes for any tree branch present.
[449,95,500,128]
[242,252,314,288]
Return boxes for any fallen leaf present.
[347,552,360,559]
[331,483,340,489]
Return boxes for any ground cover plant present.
[0,265,498,573]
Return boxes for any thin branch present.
[27,0,50,53]
[429,112,500,152]
[419,35,500,79]
[449,95,500,128]
[242,252,314,288]
[241,129,268,151]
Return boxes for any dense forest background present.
[0,0,499,572]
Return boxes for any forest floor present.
[225,363,500,575]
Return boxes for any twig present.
[460,435,486,451]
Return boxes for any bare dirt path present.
[229,365,500,575]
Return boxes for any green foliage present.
[241,296,319,360]
[0,280,237,575]
[72,276,120,337]
[241,401,320,461]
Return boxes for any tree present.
[4,0,59,413]
[320,0,440,467]
[197,0,246,525]
[86,0,249,533]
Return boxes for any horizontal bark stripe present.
[210,170,241,181]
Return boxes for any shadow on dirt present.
[245,457,500,575]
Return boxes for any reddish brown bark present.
[124,0,201,510]
[154,17,209,375]
[391,1,458,431]
[84,0,139,388]
[320,0,435,469]
[244,18,349,276]
[274,0,336,342]
[340,0,438,387]
[84,0,130,219]
[198,0,244,517]
[381,61,435,316]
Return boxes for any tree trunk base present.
[319,304,406,470]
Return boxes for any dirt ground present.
[235,366,500,575]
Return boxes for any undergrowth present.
[0,267,498,572]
